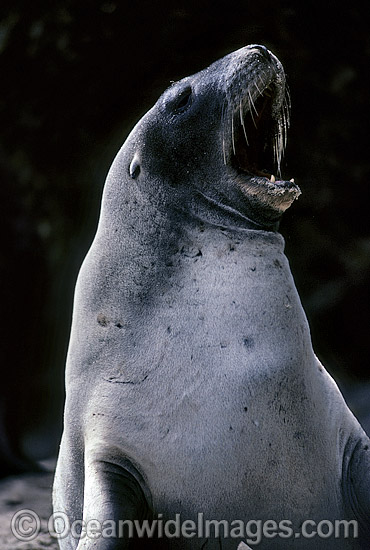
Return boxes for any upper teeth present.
[269,175,295,183]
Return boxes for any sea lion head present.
[125,44,301,230]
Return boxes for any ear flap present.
[129,154,141,179]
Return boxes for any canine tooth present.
[270,174,276,183]
[290,178,295,183]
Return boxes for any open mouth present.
[225,78,300,206]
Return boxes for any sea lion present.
[53,44,370,549]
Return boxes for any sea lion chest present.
[73,225,339,523]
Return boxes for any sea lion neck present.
[183,180,282,233]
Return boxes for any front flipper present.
[342,434,370,547]
[76,455,151,550]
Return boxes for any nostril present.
[249,44,272,62]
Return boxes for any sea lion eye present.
[174,87,192,113]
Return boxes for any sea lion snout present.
[219,46,301,216]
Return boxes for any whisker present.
[258,73,266,90]
[248,89,258,116]
[248,90,258,128]
[285,85,291,111]
[240,99,249,146]
[254,81,263,97]
[221,100,227,165]
[231,112,236,156]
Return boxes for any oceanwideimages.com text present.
[11,510,358,546]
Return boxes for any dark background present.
[1,1,369,475]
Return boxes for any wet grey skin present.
[53,45,370,549]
